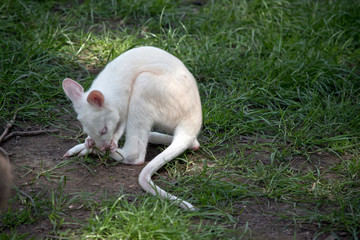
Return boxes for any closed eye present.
[100,126,107,135]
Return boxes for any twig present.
[0,110,18,144]
[2,129,60,143]
[0,111,60,157]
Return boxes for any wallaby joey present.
[63,46,202,210]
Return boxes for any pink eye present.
[100,126,107,135]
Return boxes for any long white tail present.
[138,134,197,210]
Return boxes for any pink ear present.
[62,78,84,104]
[87,90,104,108]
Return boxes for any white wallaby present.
[62,46,202,210]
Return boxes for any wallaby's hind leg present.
[148,132,173,145]
[149,132,200,150]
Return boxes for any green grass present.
[1,0,360,238]
[71,195,233,239]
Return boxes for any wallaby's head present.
[62,78,120,151]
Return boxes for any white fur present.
[63,46,202,210]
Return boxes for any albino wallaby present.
[63,46,202,210]
[0,148,12,209]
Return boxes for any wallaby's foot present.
[63,141,96,158]
[110,149,145,165]
[149,132,200,151]
[63,136,95,158]
[63,143,87,158]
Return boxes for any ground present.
[1,119,345,240]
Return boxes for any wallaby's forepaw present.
[109,140,118,152]
[63,136,97,158]
[85,136,95,148]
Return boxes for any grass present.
[73,196,233,239]
[1,0,360,238]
